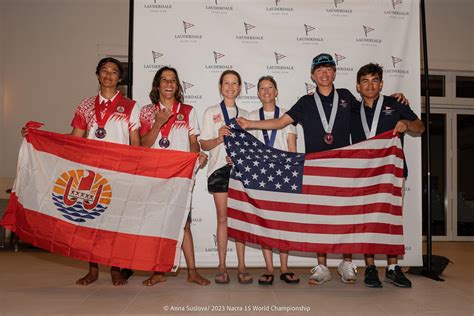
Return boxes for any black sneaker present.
[364,265,382,288]
[385,266,412,288]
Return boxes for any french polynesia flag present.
[0,123,198,272]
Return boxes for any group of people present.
[22,52,424,289]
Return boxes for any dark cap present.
[311,53,336,71]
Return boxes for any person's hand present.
[393,120,410,135]
[154,107,173,127]
[391,93,409,105]
[198,151,208,168]
[225,155,233,166]
[236,117,250,130]
[20,121,43,137]
[21,126,29,137]
[217,125,231,143]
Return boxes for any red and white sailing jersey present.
[71,94,140,145]
[139,102,199,152]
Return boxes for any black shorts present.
[207,165,232,193]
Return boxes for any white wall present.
[0,0,472,197]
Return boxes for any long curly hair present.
[149,66,184,104]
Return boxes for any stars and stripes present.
[225,119,406,255]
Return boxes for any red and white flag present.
[0,126,198,272]
[225,121,405,255]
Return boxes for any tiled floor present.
[0,242,472,315]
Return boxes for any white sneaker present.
[337,261,358,283]
[309,265,331,284]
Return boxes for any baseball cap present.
[311,53,336,71]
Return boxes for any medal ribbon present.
[94,93,122,129]
[220,100,239,125]
[259,106,280,147]
[360,95,384,139]
[156,101,181,139]
[313,88,339,135]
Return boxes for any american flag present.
[225,120,405,255]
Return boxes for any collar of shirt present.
[99,90,120,104]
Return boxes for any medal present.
[95,127,107,139]
[94,92,122,140]
[324,133,333,144]
[314,88,339,146]
[155,102,181,149]
[158,137,170,148]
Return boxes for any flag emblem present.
[52,169,111,223]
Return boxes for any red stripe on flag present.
[1,193,178,272]
[303,164,404,178]
[302,183,402,197]
[228,188,402,216]
[306,145,404,160]
[228,227,405,255]
[228,208,404,235]
[26,129,197,179]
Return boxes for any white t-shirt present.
[71,93,140,145]
[248,107,296,151]
[200,103,249,177]
[139,102,199,152]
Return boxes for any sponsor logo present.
[334,53,354,72]
[238,81,259,102]
[152,51,163,63]
[244,82,256,94]
[205,51,233,71]
[183,21,194,33]
[392,56,402,68]
[205,0,233,13]
[384,0,409,17]
[326,0,352,14]
[143,51,170,71]
[236,22,264,42]
[274,52,286,64]
[182,81,202,100]
[52,170,111,223]
[385,56,409,75]
[267,51,294,73]
[266,0,294,15]
[174,21,202,42]
[356,25,382,46]
[144,0,172,11]
[392,0,402,10]
[297,24,323,44]
[205,234,233,252]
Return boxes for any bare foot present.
[76,271,98,286]
[187,269,210,286]
[142,272,167,286]
[111,267,127,286]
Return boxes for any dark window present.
[456,76,474,98]
[420,74,445,97]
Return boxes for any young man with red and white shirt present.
[70,57,141,286]
[139,66,209,286]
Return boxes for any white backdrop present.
[133,0,422,267]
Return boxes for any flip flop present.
[258,274,274,285]
[215,271,230,284]
[237,272,253,284]
[280,272,300,284]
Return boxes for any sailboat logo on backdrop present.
[52,170,111,223]
[335,53,354,72]
[152,51,163,63]
[392,0,402,10]
[391,56,403,68]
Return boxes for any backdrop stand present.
[419,0,444,282]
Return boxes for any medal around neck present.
[324,133,333,145]
[159,137,170,148]
[95,127,107,139]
